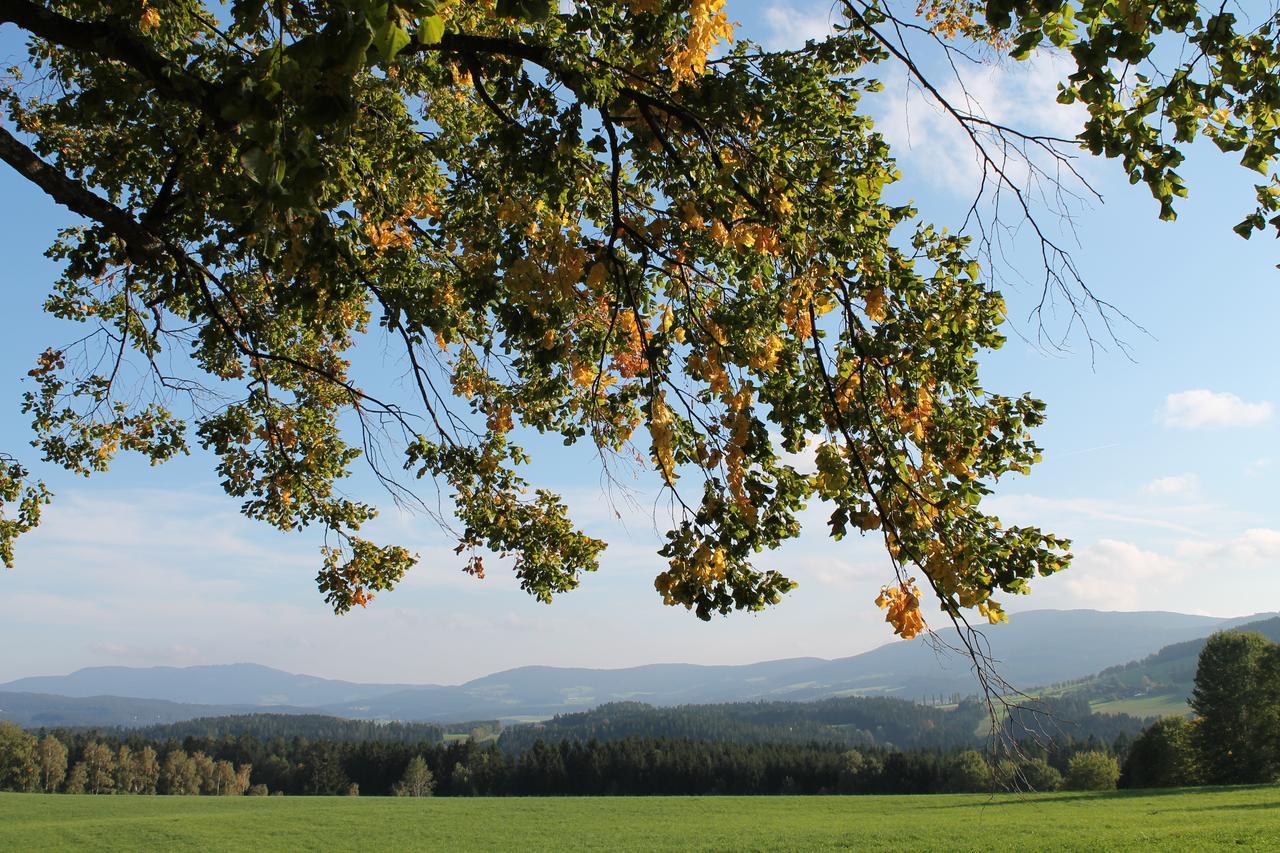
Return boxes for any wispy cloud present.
[1177,528,1280,567]
[762,2,839,50]
[874,53,1087,197]
[984,493,1202,534]
[1158,389,1274,429]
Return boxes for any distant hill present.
[1057,615,1280,717]
[1,609,1273,727]
[0,691,313,728]
[0,663,414,707]
[316,609,1272,720]
[317,604,1259,717]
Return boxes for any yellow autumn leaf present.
[139,4,161,32]
[865,286,887,322]
[586,262,609,289]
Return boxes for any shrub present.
[1065,752,1120,791]
[1121,717,1198,789]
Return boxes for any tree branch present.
[0,0,227,128]
[0,123,164,261]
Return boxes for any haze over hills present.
[314,609,1269,720]
[0,691,315,728]
[1,609,1273,727]
[0,663,414,708]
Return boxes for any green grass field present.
[2,787,1278,851]
[1091,693,1191,718]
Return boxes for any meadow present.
[1090,693,1192,718]
[2,786,1277,851]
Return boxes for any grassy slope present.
[1069,616,1280,719]
[3,787,1278,851]
[1091,693,1191,718]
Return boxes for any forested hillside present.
[497,695,1148,753]
[127,715,450,745]
[1051,616,1280,715]
[498,699,984,752]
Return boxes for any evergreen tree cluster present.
[498,695,1144,753]
[0,722,1133,797]
[127,714,453,745]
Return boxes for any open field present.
[2,786,1278,851]
[1091,693,1191,718]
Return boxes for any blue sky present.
[0,2,1277,684]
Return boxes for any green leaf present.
[372,20,411,64]
[1010,31,1040,61]
[417,14,445,45]
[239,147,273,184]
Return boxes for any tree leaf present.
[372,20,410,64]
[417,14,444,45]
[239,147,273,185]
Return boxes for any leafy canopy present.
[0,0,1275,639]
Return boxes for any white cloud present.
[1144,474,1199,497]
[1177,528,1280,567]
[1158,390,1274,429]
[874,53,1087,197]
[1033,527,1280,613]
[1090,539,1182,579]
[770,431,821,474]
[1058,539,1182,610]
[762,3,839,50]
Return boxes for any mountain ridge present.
[2,609,1274,725]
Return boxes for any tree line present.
[0,723,1137,797]
[0,727,256,796]
[496,698,988,752]
[126,714,459,745]
[1122,630,1280,788]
